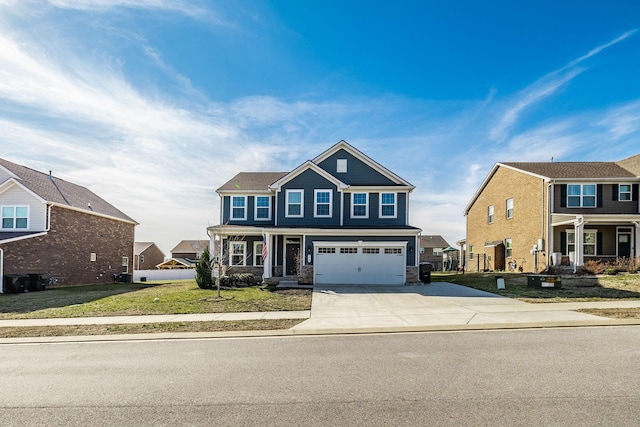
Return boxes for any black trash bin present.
[419,262,433,284]
[27,274,47,292]
[3,275,27,293]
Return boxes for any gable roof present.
[134,242,164,256]
[217,172,288,193]
[617,153,640,176]
[313,140,414,188]
[170,239,209,254]
[0,158,136,224]
[269,161,349,192]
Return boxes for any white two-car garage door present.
[313,243,406,285]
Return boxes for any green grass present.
[431,272,640,302]
[0,280,312,319]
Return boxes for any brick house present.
[463,154,640,273]
[0,158,137,290]
[207,140,422,285]
[419,235,451,270]
[133,242,165,271]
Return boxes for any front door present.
[618,233,632,258]
[285,243,300,276]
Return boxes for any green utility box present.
[527,275,562,289]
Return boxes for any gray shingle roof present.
[170,240,209,254]
[0,158,136,223]
[217,172,289,192]
[419,235,450,248]
[617,154,640,176]
[502,162,636,179]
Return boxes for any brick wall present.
[466,166,548,273]
[1,206,135,286]
[135,245,165,270]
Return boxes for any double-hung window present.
[255,196,271,220]
[314,190,332,217]
[488,205,494,224]
[230,242,246,266]
[231,196,247,220]
[351,193,368,218]
[286,190,304,217]
[506,198,514,219]
[1,206,28,229]
[567,230,597,255]
[619,184,632,201]
[254,241,264,266]
[380,193,396,218]
[505,238,513,258]
[567,184,596,207]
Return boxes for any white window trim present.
[314,189,332,218]
[567,184,597,208]
[253,241,264,266]
[230,196,247,220]
[122,256,129,274]
[567,229,598,256]
[254,195,271,221]
[336,158,347,173]
[505,238,513,258]
[619,184,632,202]
[488,205,494,224]
[506,198,514,219]
[229,241,247,266]
[1,205,30,230]
[285,189,304,218]
[379,192,397,218]
[351,192,369,218]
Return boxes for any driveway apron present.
[291,282,607,331]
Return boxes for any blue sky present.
[1,1,640,255]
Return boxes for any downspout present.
[0,247,3,294]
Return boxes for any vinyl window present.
[314,190,332,217]
[619,184,632,201]
[505,238,513,258]
[122,256,129,274]
[380,193,396,218]
[567,230,597,255]
[231,196,247,220]
[506,198,514,219]
[488,205,494,224]
[567,184,596,207]
[255,196,271,220]
[1,206,29,229]
[351,193,368,218]
[254,241,264,266]
[286,190,304,217]
[230,242,247,266]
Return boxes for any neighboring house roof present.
[217,172,288,193]
[465,156,640,214]
[170,239,209,254]
[156,258,194,269]
[134,242,164,256]
[419,235,450,248]
[0,158,136,224]
[501,162,636,179]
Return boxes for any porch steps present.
[276,280,312,289]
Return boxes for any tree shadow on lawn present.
[0,282,164,314]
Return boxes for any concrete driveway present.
[291,282,609,331]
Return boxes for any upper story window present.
[506,198,514,219]
[1,206,28,229]
[380,193,396,218]
[567,184,596,207]
[336,159,347,173]
[619,184,632,201]
[351,193,368,218]
[487,205,494,224]
[314,190,332,217]
[231,196,247,220]
[286,189,304,217]
[255,196,271,220]
[433,247,443,256]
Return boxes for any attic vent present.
[337,158,347,173]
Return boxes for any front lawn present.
[431,272,640,302]
[0,280,312,319]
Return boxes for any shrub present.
[216,273,256,288]
[604,267,617,275]
[195,247,214,289]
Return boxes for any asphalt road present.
[2,327,640,426]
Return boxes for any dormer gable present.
[269,161,348,193]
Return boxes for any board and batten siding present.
[0,184,47,231]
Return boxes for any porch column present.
[263,232,272,279]
[574,220,584,267]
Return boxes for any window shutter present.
[633,184,639,202]
[560,185,567,208]
[597,184,603,207]
[597,232,603,255]
[560,232,567,255]
[612,184,618,201]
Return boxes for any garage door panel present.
[314,244,405,285]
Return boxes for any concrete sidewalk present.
[1,282,640,337]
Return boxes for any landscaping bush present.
[216,273,256,288]
[604,267,617,275]
[195,247,214,289]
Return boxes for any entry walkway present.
[291,282,640,331]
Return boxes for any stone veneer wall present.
[1,206,135,286]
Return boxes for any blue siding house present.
[207,141,422,285]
